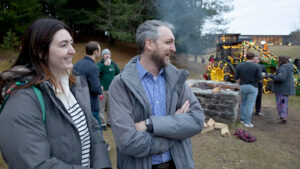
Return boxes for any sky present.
[222,0,300,35]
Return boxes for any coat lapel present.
[121,56,152,116]
[41,82,77,128]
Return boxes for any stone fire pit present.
[187,79,240,123]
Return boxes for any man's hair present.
[246,52,256,60]
[86,41,99,55]
[294,58,300,65]
[136,20,175,53]
[278,55,290,66]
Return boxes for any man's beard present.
[150,49,169,69]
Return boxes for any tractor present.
[204,40,300,94]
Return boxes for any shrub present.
[0,29,20,49]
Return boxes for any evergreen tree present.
[39,0,100,36]
[0,0,43,41]
[95,0,155,43]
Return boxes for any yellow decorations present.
[207,61,234,82]
[243,41,277,64]
[294,75,299,87]
[262,78,271,94]
[227,56,234,64]
[206,40,283,95]
[222,44,242,50]
[292,65,300,87]
[210,67,224,81]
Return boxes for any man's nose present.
[170,44,176,53]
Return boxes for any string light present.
[208,41,299,93]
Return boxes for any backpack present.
[0,84,46,124]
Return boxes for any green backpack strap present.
[0,85,46,124]
[32,86,46,124]
[0,95,9,114]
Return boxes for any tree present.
[0,29,20,49]
[0,0,43,41]
[95,0,155,43]
[154,0,233,57]
[39,0,100,36]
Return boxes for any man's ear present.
[93,49,98,56]
[145,38,154,51]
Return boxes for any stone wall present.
[187,80,240,123]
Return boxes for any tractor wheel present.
[207,60,235,82]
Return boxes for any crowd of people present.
[235,53,296,127]
[0,17,298,169]
[0,18,205,169]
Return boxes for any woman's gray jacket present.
[271,63,295,95]
[109,56,205,169]
[0,76,111,169]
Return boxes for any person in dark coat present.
[294,58,300,71]
[253,55,268,116]
[270,56,295,124]
[235,52,262,128]
[73,41,103,128]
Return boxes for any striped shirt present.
[67,103,91,167]
[55,73,91,167]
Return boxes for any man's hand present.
[135,121,147,132]
[135,100,190,131]
[175,100,190,114]
[104,59,111,66]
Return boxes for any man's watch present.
[145,118,153,133]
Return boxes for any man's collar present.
[84,55,95,62]
[136,59,164,79]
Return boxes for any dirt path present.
[193,94,300,169]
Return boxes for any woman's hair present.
[136,20,175,53]
[278,56,290,66]
[0,18,75,103]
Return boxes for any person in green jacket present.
[97,49,120,129]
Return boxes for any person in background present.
[294,58,300,71]
[97,48,120,130]
[269,56,295,124]
[209,55,214,62]
[73,41,103,130]
[235,52,262,128]
[0,18,111,169]
[253,55,268,116]
[201,57,205,64]
[109,20,205,169]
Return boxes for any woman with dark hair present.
[270,56,295,124]
[0,18,111,169]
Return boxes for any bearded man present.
[108,20,205,169]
